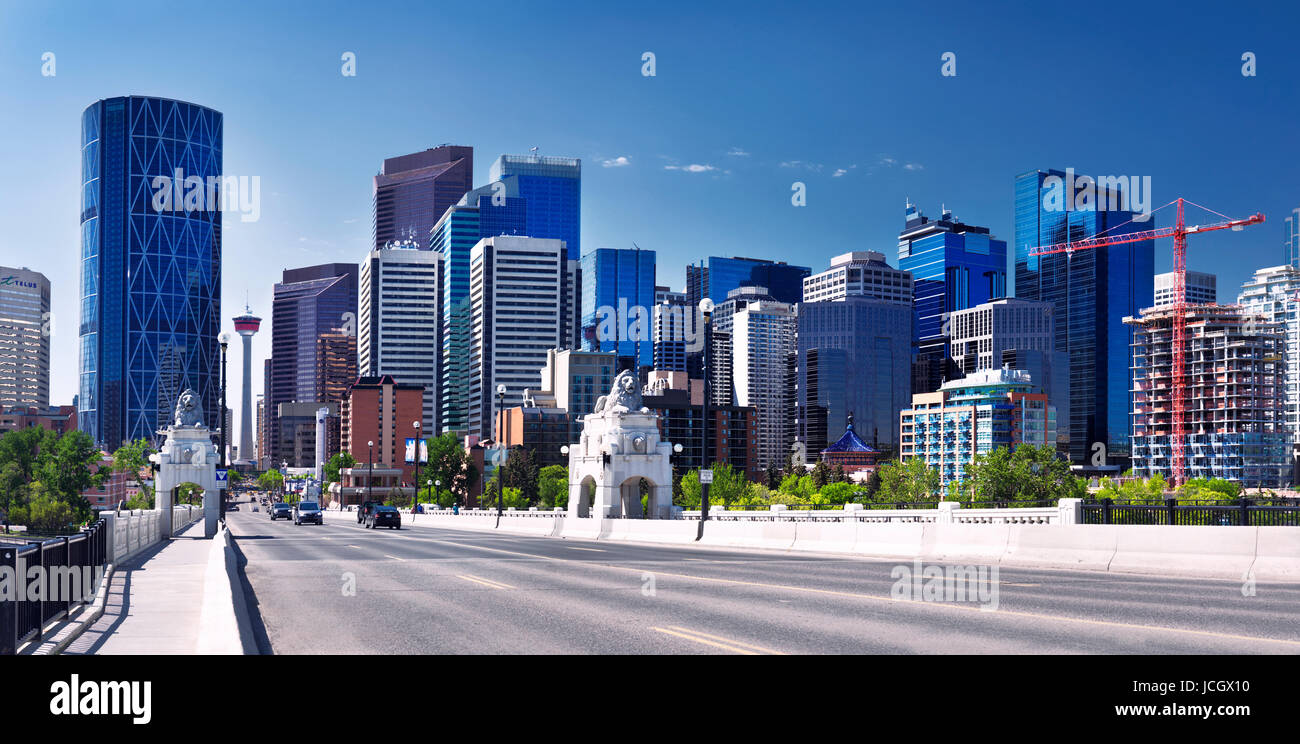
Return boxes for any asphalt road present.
[224,507,1300,655]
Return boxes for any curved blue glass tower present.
[79,96,223,448]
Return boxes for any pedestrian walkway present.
[64,520,213,655]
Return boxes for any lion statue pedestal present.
[150,389,223,539]
[566,371,675,520]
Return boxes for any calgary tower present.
[232,304,262,466]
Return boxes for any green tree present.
[875,458,941,503]
[502,447,540,504]
[861,469,882,502]
[175,482,204,505]
[323,451,356,488]
[8,484,75,533]
[677,463,752,508]
[811,460,830,490]
[112,438,153,477]
[764,463,781,490]
[258,469,284,493]
[817,481,858,504]
[427,433,478,506]
[539,465,568,509]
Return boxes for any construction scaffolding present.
[1127,303,1292,487]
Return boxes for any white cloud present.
[602,156,631,168]
[727,147,750,157]
[904,162,923,171]
[780,160,823,172]
[832,169,848,178]
[665,164,716,173]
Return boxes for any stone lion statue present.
[173,388,205,428]
[593,370,641,415]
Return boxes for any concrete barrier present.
[790,522,859,553]
[1249,528,1300,581]
[1001,524,1118,571]
[1108,525,1258,580]
[197,525,254,654]
[560,517,611,540]
[852,522,926,559]
[698,520,797,551]
[606,520,696,544]
[921,523,1012,563]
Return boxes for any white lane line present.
[383,554,405,561]
[567,547,606,552]
[456,574,515,590]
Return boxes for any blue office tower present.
[897,203,1007,393]
[581,247,656,369]
[1014,169,1154,466]
[489,154,581,260]
[688,257,810,308]
[79,96,223,448]
[431,183,529,434]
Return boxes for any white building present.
[467,236,578,439]
[1237,265,1300,442]
[801,251,912,304]
[1154,270,1216,307]
[359,241,440,431]
[0,266,50,408]
[731,296,797,469]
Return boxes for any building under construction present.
[1127,303,1292,487]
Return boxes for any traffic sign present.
[216,469,228,487]
[699,469,713,484]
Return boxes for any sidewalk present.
[63,520,214,655]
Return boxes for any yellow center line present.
[664,625,786,655]
[650,626,758,655]
[457,574,514,590]
[436,540,1300,648]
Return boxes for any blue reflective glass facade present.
[897,204,1007,362]
[1014,169,1154,465]
[698,257,810,306]
[489,155,581,260]
[80,96,222,448]
[431,186,528,434]
[580,248,655,368]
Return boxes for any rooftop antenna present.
[529,145,539,159]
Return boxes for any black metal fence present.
[0,518,107,654]
[1081,498,1300,526]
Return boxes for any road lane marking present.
[435,540,1300,648]
[383,555,405,562]
[664,625,786,655]
[457,574,514,590]
[347,545,362,550]
[650,626,759,655]
[567,547,605,552]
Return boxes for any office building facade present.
[359,244,440,431]
[265,264,357,466]
[802,251,912,304]
[1014,169,1154,466]
[580,247,656,370]
[79,96,223,447]
[1237,265,1300,443]
[1155,271,1216,307]
[0,267,50,408]
[489,154,581,260]
[687,256,810,308]
[372,145,473,251]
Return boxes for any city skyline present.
[1,0,1298,415]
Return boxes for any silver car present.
[294,501,323,525]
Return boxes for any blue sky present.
[1,0,1297,408]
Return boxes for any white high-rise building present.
[467,236,578,439]
[359,242,440,432]
[731,296,797,469]
[1154,271,1216,307]
[0,266,50,408]
[801,251,913,304]
[1237,265,1300,442]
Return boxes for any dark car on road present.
[269,502,293,521]
[365,505,401,530]
[357,501,385,524]
[294,501,323,525]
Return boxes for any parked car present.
[357,501,385,524]
[365,505,401,530]
[294,501,323,525]
[252,505,259,512]
[269,502,293,521]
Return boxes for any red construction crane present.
[1030,198,1265,486]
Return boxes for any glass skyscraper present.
[581,247,656,370]
[897,202,1007,394]
[372,145,473,251]
[687,257,811,308]
[489,154,581,260]
[1014,169,1154,466]
[79,96,223,448]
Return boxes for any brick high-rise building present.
[340,375,425,486]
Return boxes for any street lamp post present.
[698,299,713,539]
[367,440,374,505]
[219,333,229,522]
[412,421,421,515]
[495,384,506,523]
